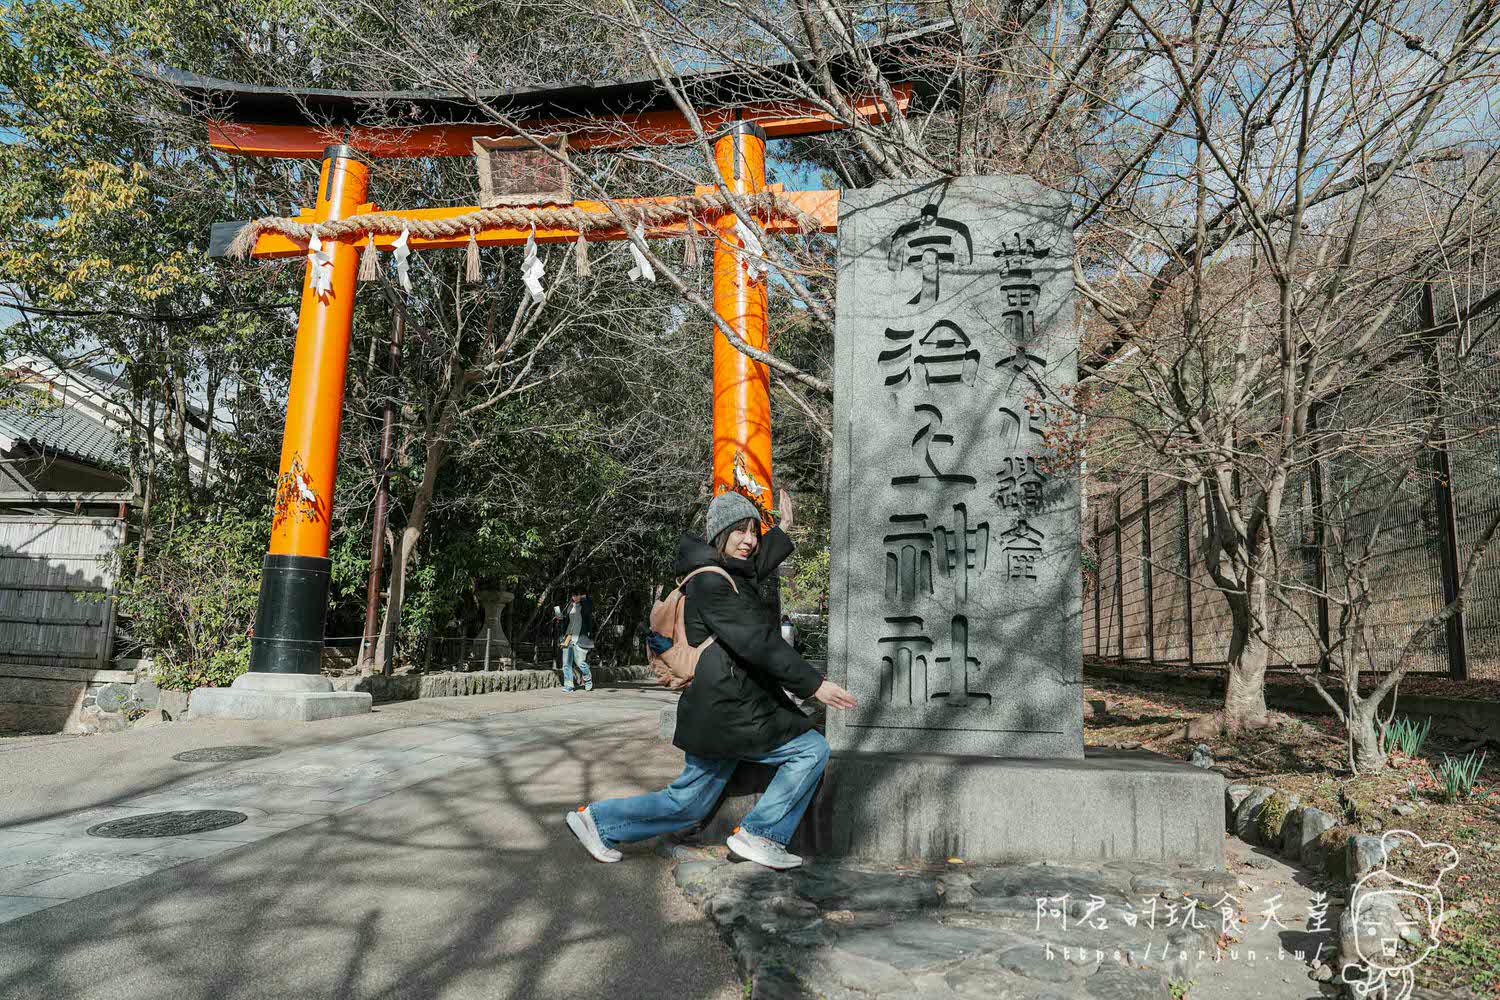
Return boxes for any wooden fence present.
[0,494,128,668]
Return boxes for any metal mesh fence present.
[1150,487,1192,662]
[1086,284,1500,679]
[1449,296,1500,677]
[1119,497,1149,660]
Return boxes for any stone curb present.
[1221,781,1475,998]
[113,665,656,730]
[326,664,655,703]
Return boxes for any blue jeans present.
[560,643,592,689]
[589,729,829,847]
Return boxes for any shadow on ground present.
[0,688,741,1000]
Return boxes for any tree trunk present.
[371,426,448,675]
[1348,698,1387,773]
[373,524,421,675]
[1222,582,1271,731]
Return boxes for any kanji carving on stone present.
[884,514,935,601]
[999,518,1046,582]
[878,615,933,705]
[932,503,989,603]
[931,615,989,708]
[990,230,1054,276]
[994,455,1048,513]
[887,203,974,307]
[996,350,1049,393]
[997,405,1050,448]
[879,320,981,388]
[1000,282,1041,342]
[891,404,978,490]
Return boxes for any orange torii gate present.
[178,52,922,683]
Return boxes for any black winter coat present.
[671,527,825,759]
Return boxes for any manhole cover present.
[87,810,248,838]
[172,745,280,763]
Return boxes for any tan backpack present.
[646,566,738,690]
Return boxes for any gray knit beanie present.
[705,491,762,548]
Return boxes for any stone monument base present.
[811,749,1225,869]
[190,671,373,722]
[656,709,1221,868]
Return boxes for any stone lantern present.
[470,589,515,669]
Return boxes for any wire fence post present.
[1141,477,1155,663]
[1422,283,1471,680]
[1114,491,1125,661]
[1182,483,1196,667]
[1094,507,1102,657]
[1309,401,1332,672]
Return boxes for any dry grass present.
[1084,678,1500,996]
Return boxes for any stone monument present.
[815,176,1223,867]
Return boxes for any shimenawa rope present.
[225,191,821,261]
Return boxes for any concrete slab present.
[0,686,606,829]
[18,871,143,899]
[0,897,60,922]
[5,805,164,836]
[187,687,373,722]
[14,840,173,868]
[0,854,177,894]
[0,842,79,868]
[134,841,241,861]
[812,748,1226,868]
[228,672,337,693]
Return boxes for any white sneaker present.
[566,806,622,863]
[727,829,802,870]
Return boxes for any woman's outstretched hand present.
[778,488,794,533]
[812,679,857,709]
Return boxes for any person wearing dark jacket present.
[566,489,856,870]
[553,590,595,692]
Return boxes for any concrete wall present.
[0,662,138,733]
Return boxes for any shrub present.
[1383,716,1432,757]
[1432,751,1488,802]
[1256,791,1293,844]
[115,505,265,692]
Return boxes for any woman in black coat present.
[566,489,856,870]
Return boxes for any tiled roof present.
[0,389,123,468]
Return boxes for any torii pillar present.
[711,123,774,509]
[192,145,375,719]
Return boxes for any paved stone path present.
[1191,835,1342,1000]
[665,840,1247,999]
[0,683,1344,1000]
[0,686,741,1000]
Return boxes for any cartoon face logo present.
[1340,830,1459,1000]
